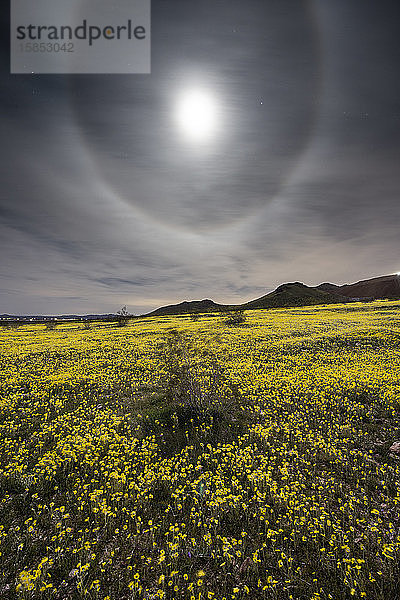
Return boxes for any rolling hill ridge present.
[144,274,400,317]
[323,274,400,299]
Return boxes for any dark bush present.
[224,310,246,326]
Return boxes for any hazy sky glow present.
[1,1,400,315]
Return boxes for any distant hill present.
[144,283,347,317]
[316,283,341,294]
[143,274,400,317]
[240,282,346,310]
[145,299,225,317]
[328,274,400,299]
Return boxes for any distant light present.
[175,89,217,143]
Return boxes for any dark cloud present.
[1,1,400,314]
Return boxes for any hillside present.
[316,282,342,294]
[143,274,400,317]
[144,283,345,316]
[145,298,225,317]
[333,274,400,299]
[240,282,345,310]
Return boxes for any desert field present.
[1,301,400,599]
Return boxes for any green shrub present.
[224,310,246,326]
[135,330,249,455]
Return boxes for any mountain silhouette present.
[322,274,400,300]
[144,274,400,317]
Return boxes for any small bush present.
[135,330,249,455]
[224,310,246,326]
[116,306,131,327]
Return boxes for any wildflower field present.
[1,301,400,600]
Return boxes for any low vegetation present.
[1,301,400,599]
[223,310,247,326]
[116,306,132,327]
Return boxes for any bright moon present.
[175,90,217,142]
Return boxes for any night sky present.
[1,1,400,315]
